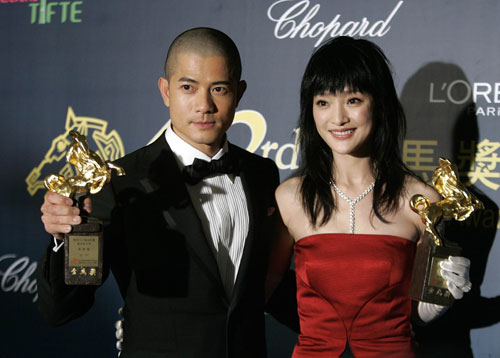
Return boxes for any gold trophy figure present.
[408,158,483,305]
[44,130,125,285]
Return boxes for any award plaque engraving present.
[408,158,483,306]
[44,130,125,285]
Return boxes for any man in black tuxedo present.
[38,27,296,357]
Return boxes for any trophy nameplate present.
[408,158,483,306]
[44,130,125,285]
[64,217,103,285]
[409,231,462,306]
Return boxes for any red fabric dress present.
[293,234,416,358]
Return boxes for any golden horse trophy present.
[44,130,125,285]
[408,158,483,305]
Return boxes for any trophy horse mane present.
[410,158,484,246]
[44,130,125,198]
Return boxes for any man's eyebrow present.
[177,77,232,86]
[178,77,198,84]
[212,80,232,86]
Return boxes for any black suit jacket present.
[37,134,281,358]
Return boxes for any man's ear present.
[158,77,170,107]
[236,80,247,106]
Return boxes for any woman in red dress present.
[268,37,472,358]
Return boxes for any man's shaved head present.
[164,27,242,81]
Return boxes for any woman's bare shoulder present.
[275,176,304,224]
[404,175,441,202]
[276,176,302,203]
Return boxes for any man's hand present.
[40,191,92,240]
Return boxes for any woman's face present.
[312,88,373,158]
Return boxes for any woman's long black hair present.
[298,36,413,226]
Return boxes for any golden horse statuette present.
[410,158,484,246]
[44,130,125,197]
[44,130,125,285]
[408,157,483,305]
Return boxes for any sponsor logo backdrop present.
[1,0,499,356]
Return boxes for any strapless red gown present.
[293,234,416,358]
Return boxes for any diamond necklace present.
[329,180,375,234]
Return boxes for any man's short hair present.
[164,27,242,81]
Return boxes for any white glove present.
[417,301,447,323]
[417,256,471,324]
[115,307,124,357]
[440,256,472,299]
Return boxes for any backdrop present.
[1,0,499,357]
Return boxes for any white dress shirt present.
[165,127,249,299]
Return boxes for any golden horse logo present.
[26,107,125,196]
[410,158,484,246]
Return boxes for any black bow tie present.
[182,153,239,185]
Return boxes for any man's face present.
[158,52,246,157]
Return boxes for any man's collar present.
[165,126,229,168]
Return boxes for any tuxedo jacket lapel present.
[140,135,225,295]
[230,145,267,307]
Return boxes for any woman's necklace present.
[329,180,375,234]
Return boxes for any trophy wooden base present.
[64,217,103,285]
[409,232,461,306]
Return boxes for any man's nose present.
[195,91,215,113]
